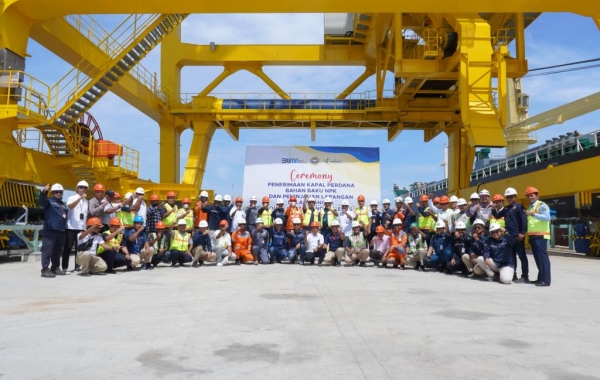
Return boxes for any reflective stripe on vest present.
[418,214,433,230]
[355,206,369,225]
[163,204,178,226]
[97,233,122,254]
[259,210,273,227]
[527,201,550,239]
[349,232,367,251]
[170,231,190,251]
[117,211,134,227]
[303,208,318,226]
[183,213,194,230]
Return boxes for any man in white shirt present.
[63,180,89,272]
[337,200,355,236]
[130,187,147,227]
[75,217,107,276]
[212,220,235,266]
[102,190,122,227]
[229,197,247,233]
[303,221,326,266]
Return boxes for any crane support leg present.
[182,121,216,193]
[452,14,506,148]
[159,120,178,184]
[446,128,476,194]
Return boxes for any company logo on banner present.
[243,146,380,210]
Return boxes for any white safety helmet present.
[393,218,403,225]
[76,180,89,188]
[382,198,391,204]
[199,220,208,228]
[470,192,480,200]
[124,192,132,199]
[435,220,445,229]
[239,218,247,224]
[341,200,349,206]
[177,219,187,226]
[330,220,340,227]
[276,198,284,205]
[479,189,490,196]
[455,221,467,230]
[292,218,301,224]
[449,195,459,203]
[457,198,467,206]
[404,196,413,204]
[223,195,232,201]
[50,183,64,192]
[351,221,360,228]
[324,197,332,203]
[255,218,263,224]
[504,187,518,197]
[274,218,283,225]
[214,195,223,202]
[370,200,378,206]
[489,223,502,232]
[308,197,316,202]
[395,197,404,203]
[250,195,258,202]
[200,191,209,198]
[473,219,485,226]
[135,187,145,195]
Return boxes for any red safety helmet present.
[109,217,121,226]
[525,186,539,196]
[235,197,243,202]
[166,191,176,198]
[149,194,159,201]
[87,217,101,227]
[310,221,320,228]
[182,197,190,204]
[492,194,504,202]
[439,195,449,204]
[420,194,429,202]
[357,195,365,201]
[155,221,166,229]
[262,196,269,203]
[219,219,229,228]
[289,196,297,202]
[93,183,105,192]
[433,197,441,204]
[375,225,385,233]
[113,192,121,199]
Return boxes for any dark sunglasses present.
[506,195,516,199]
[491,230,501,234]
[78,186,88,189]
[53,191,64,194]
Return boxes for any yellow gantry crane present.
[0,1,599,200]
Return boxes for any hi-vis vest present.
[303,208,318,226]
[170,231,190,251]
[179,209,194,230]
[490,212,506,228]
[527,201,550,239]
[163,203,178,226]
[348,232,367,253]
[148,232,167,250]
[116,210,134,227]
[97,233,122,254]
[259,209,273,227]
[453,211,472,228]
[355,206,369,225]
[318,208,336,228]
[418,209,434,231]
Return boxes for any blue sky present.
[25,13,600,200]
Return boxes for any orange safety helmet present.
[93,183,105,192]
[219,219,229,228]
[235,197,243,203]
[166,191,176,198]
[433,197,441,204]
[420,194,429,202]
[289,196,297,202]
[375,225,385,233]
[155,221,166,229]
[439,195,449,204]
[109,217,122,226]
[262,196,269,203]
[492,194,504,202]
[525,186,539,196]
[87,217,101,227]
[149,194,159,201]
[182,197,191,204]
[310,221,320,228]
[357,195,365,201]
[113,192,121,199]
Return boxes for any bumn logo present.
[310,157,319,165]
[281,158,301,164]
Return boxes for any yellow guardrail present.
[0,70,51,120]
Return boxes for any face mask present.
[183,204,189,209]
[290,202,296,207]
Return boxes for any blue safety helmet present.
[133,216,144,224]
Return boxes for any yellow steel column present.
[496,45,508,128]
[159,119,178,184]
[181,121,216,193]
[0,7,31,58]
[515,13,526,60]
[161,24,182,101]
[446,128,476,193]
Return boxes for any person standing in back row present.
[63,180,89,272]
[524,186,552,287]
[39,183,69,278]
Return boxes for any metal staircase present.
[39,14,186,157]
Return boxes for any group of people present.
[37,182,552,286]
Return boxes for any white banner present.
[243,146,380,209]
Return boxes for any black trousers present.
[41,230,65,272]
[62,229,83,270]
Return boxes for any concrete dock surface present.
[1,254,600,380]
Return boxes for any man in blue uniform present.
[39,183,69,278]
